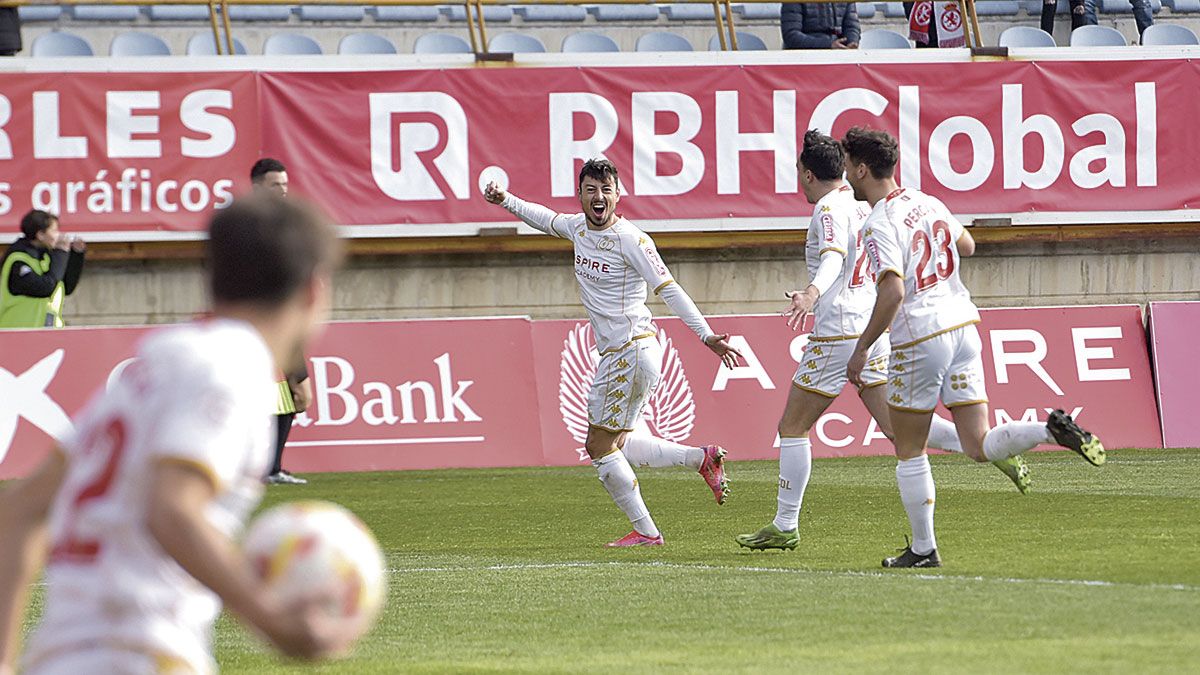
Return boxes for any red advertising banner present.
[0,71,260,235]
[0,306,1160,480]
[1147,301,1200,448]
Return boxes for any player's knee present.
[962,445,988,462]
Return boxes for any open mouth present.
[591,203,607,219]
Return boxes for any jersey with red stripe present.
[804,184,874,339]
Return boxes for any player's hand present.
[483,181,507,205]
[704,333,743,370]
[70,236,87,253]
[832,37,851,49]
[783,288,819,331]
[264,591,358,661]
[846,348,867,388]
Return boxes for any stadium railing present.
[0,0,987,54]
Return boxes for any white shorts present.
[24,647,204,675]
[588,335,662,432]
[793,335,889,397]
[887,324,989,413]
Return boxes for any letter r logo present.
[369,92,469,201]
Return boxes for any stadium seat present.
[859,29,912,48]
[589,5,660,21]
[1163,0,1200,10]
[707,32,769,50]
[17,6,63,21]
[299,5,366,21]
[999,25,1058,46]
[881,2,909,17]
[186,34,249,55]
[738,3,783,19]
[339,33,398,54]
[561,32,620,52]
[663,3,714,20]
[488,32,547,52]
[975,1,1023,14]
[71,5,140,21]
[1099,0,1162,12]
[30,31,94,57]
[446,5,514,22]
[515,5,588,21]
[263,33,324,54]
[149,5,210,20]
[413,33,473,53]
[1069,24,1128,45]
[1141,22,1200,43]
[110,32,171,56]
[636,31,694,51]
[855,3,877,18]
[373,6,441,21]
[229,5,293,21]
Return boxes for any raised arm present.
[483,182,565,238]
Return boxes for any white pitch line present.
[388,560,1200,593]
[287,436,485,448]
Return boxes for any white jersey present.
[24,320,277,675]
[862,187,980,348]
[805,184,875,340]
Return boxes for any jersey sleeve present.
[863,219,904,284]
[623,231,674,293]
[502,194,569,239]
[812,209,850,256]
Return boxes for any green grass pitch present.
[24,448,1200,673]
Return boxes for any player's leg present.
[266,413,305,485]
[587,425,661,546]
[955,403,1106,467]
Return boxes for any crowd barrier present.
[1,53,1197,241]
[0,303,1173,480]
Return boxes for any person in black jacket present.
[0,211,85,329]
[0,7,20,56]
[782,2,860,49]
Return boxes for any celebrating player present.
[735,131,1028,552]
[0,195,352,674]
[842,127,1105,568]
[485,159,742,547]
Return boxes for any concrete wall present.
[62,235,1200,326]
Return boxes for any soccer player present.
[841,127,1105,568]
[485,159,742,547]
[735,131,1027,552]
[0,195,353,674]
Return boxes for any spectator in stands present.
[781,2,860,49]
[1041,0,1152,40]
[905,1,967,48]
[0,210,85,329]
[0,6,19,56]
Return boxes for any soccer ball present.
[242,500,387,644]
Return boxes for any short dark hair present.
[841,127,899,180]
[799,130,844,181]
[578,158,619,190]
[250,158,288,184]
[207,195,341,306]
[20,210,57,240]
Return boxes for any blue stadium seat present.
[738,3,782,19]
[1169,0,1200,10]
[31,31,94,57]
[515,5,588,21]
[1141,22,1199,43]
[999,25,1057,46]
[1069,24,1128,44]
[562,32,620,52]
[413,33,473,53]
[263,33,324,54]
[489,32,547,52]
[636,31,693,51]
[1099,0,1161,11]
[859,28,912,48]
[17,6,63,21]
[187,34,249,55]
[110,32,171,56]
[373,6,441,21]
[229,5,293,21]
[299,5,366,21]
[881,2,908,17]
[339,32,398,53]
[589,5,660,20]
[149,5,211,20]
[708,32,768,50]
[71,5,140,21]
[855,3,877,18]
[976,1,1023,14]
[446,5,514,22]
[663,3,713,20]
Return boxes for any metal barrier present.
[0,0,985,55]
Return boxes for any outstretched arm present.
[784,249,845,331]
[483,182,565,238]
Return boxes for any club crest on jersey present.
[598,238,616,252]
[558,323,695,462]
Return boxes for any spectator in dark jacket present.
[0,211,85,329]
[782,2,860,49]
[0,7,20,56]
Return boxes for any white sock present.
[926,415,963,453]
[593,450,659,537]
[622,435,704,469]
[983,422,1054,461]
[896,455,937,555]
[773,437,812,532]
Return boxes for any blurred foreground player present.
[842,127,1105,568]
[486,159,743,547]
[0,195,350,674]
[735,131,1028,552]
[251,158,312,485]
